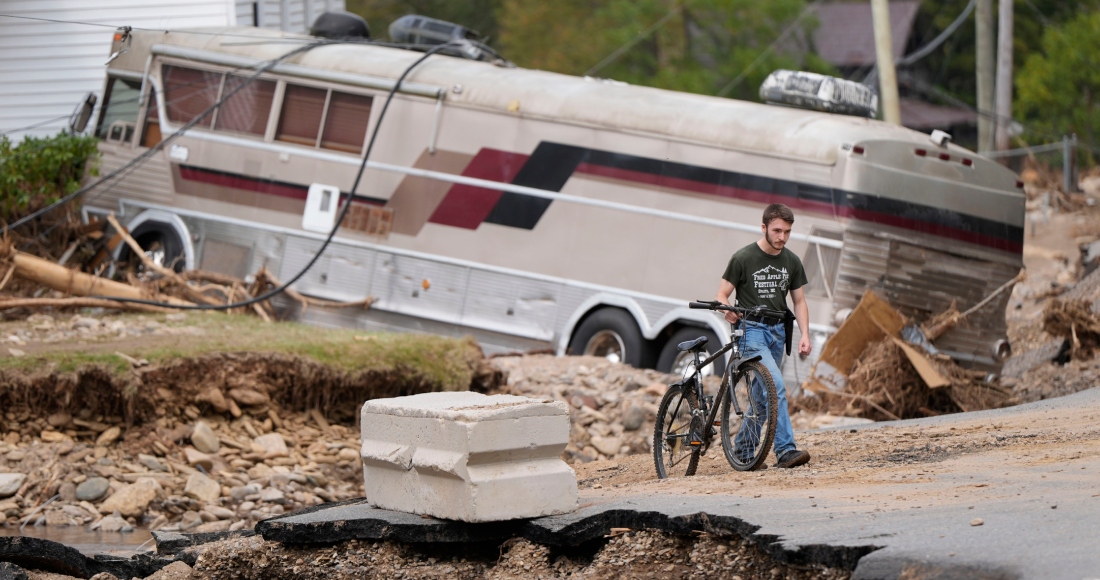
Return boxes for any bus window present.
[141,88,162,148]
[215,74,276,136]
[163,65,221,128]
[96,76,142,142]
[276,84,326,147]
[321,91,372,153]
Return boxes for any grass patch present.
[0,312,484,391]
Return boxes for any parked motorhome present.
[82,23,1025,385]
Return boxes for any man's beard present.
[766,232,785,251]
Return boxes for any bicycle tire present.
[653,383,701,478]
[720,360,778,471]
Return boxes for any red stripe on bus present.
[575,162,1022,253]
[428,149,530,229]
[180,166,308,200]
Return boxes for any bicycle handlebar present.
[688,300,786,320]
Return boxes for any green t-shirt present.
[722,242,808,312]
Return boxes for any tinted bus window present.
[215,75,277,136]
[321,91,372,153]
[163,65,221,128]
[276,84,326,146]
[96,77,142,140]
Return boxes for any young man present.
[715,203,811,469]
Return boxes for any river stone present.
[590,435,622,457]
[194,387,229,414]
[145,561,193,580]
[95,513,133,532]
[190,421,220,454]
[621,405,648,431]
[0,473,26,498]
[138,454,167,472]
[254,433,288,458]
[47,412,72,428]
[98,478,161,517]
[247,463,275,480]
[205,505,235,519]
[184,472,221,502]
[230,484,261,500]
[58,482,77,503]
[40,431,66,443]
[96,427,121,447]
[228,388,268,406]
[183,448,214,472]
[76,477,110,501]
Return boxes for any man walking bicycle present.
[716,203,812,469]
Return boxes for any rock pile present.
[0,408,363,534]
[185,528,849,579]
[489,355,683,464]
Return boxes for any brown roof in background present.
[812,1,922,67]
[899,97,977,130]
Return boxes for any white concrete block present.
[360,391,577,522]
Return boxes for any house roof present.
[899,97,978,130]
[812,1,923,67]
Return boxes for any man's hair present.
[762,203,795,225]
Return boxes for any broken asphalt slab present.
[259,388,1100,580]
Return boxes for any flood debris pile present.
[1042,298,1100,356]
[803,290,1018,421]
[0,216,370,321]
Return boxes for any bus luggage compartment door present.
[279,236,375,302]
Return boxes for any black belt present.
[743,314,783,325]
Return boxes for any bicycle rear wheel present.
[720,360,778,471]
[653,383,701,478]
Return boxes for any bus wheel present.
[657,327,724,377]
[118,223,187,274]
[568,308,649,368]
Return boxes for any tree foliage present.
[497,0,834,100]
[905,0,1099,122]
[1016,11,1100,163]
[0,132,99,219]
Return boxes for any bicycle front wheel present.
[653,383,701,478]
[720,360,778,471]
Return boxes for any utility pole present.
[871,0,901,125]
[994,0,1014,151]
[976,0,995,152]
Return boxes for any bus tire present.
[657,327,725,377]
[118,222,187,273]
[568,308,650,368]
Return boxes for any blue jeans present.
[733,320,796,456]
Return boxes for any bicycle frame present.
[679,326,752,454]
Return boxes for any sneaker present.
[775,449,810,469]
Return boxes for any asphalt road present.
[575,387,1100,579]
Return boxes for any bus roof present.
[129,27,951,165]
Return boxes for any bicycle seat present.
[677,336,708,352]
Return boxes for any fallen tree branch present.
[1,238,193,307]
[924,269,1026,341]
[107,214,223,307]
[0,297,176,313]
[260,268,373,310]
[819,388,902,421]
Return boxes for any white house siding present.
[0,0,343,140]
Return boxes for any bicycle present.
[653,300,783,477]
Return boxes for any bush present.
[0,131,99,220]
